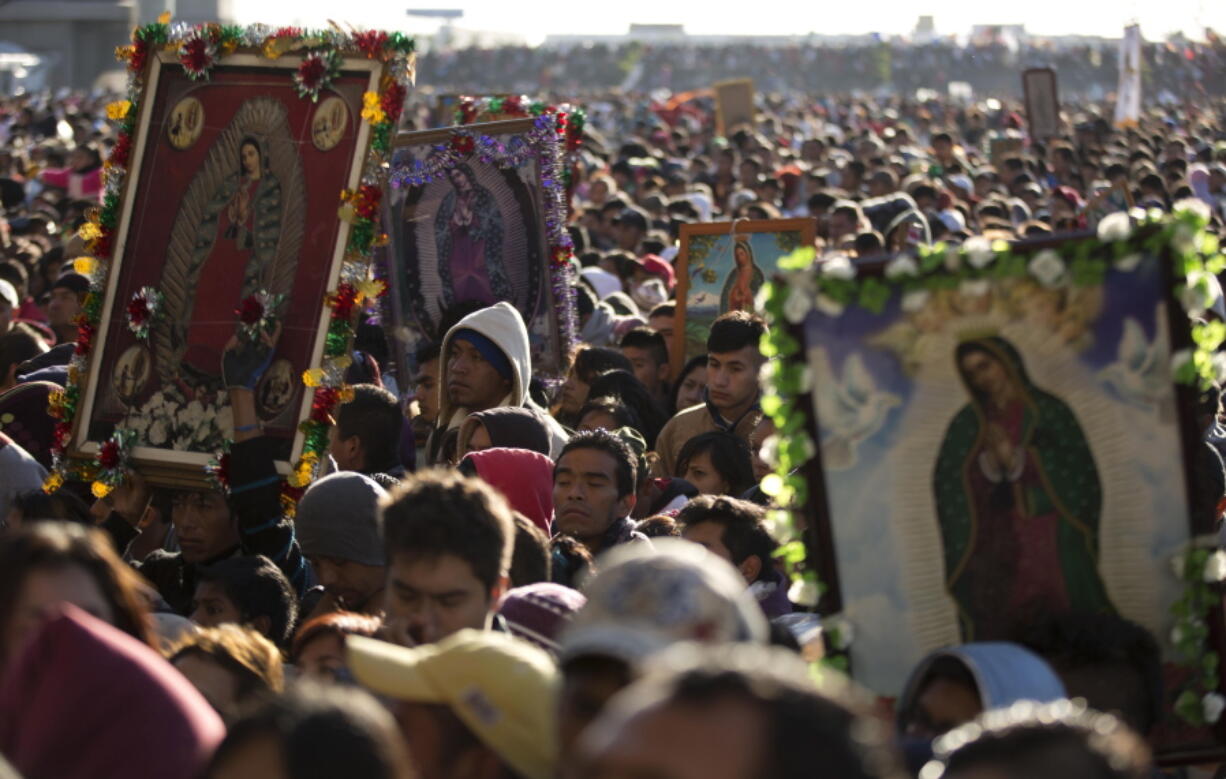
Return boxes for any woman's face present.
[960,350,1011,400]
[466,422,493,454]
[734,244,750,268]
[449,168,471,193]
[676,366,708,410]
[174,653,241,721]
[560,368,591,416]
[7,564,113,665]
[240,143,260,177]
[578,409,620,433]
[682,450,731,496]
[294,632,348,683]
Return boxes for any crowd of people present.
[418,34,1226,98]
[0,26,1224,779]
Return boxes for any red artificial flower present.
[180,36,213,75]
[272,26,303,39]
[90,232,113,258]
[54,422,73,449]
[555,112,569,136]
[450,134,475,156]
[330,283,357,320]
[130,41,149,74]
[354,185,381,219]
[98,440,121,470]
[110,133,131,169]
[503,95,522,115]
[354,30,388,59]
[127,296,150,325]
[297,55,327,91]
[382,83,407,124]
[310,387,341,422]
[236,296,264,325]
[74,322,96,356]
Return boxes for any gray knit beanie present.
[295,471,388,566]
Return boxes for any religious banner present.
[1022,67,1060,140]
[386,117,579,381]
[755,208,1226,752]
[713,78,755,136]
[1116,23,1143,128]
[55,21,414,494]
[672,219,815,378]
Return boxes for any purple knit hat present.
[496,583,587,656]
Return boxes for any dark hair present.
[556,429,637,499]
[707,310,767,355]
[290,611,382,666]
[573,283,596,319]
[934,703,1151,779]
[9,489,91,525]
[587,369,668,448]
[0,259,28,297]
[381,469,514,592]
[573,346,633,385]
[414,340,441,366]
[635,515,682,538]
[198,555,299,647]
[336,384,403,472]
[0,330,47,380]
[677,496,776,580]
[648,302,675,319]
[619,327,668,369]
[206,681,413,779]
[1015,612,1162,735]
[0,522,155,669]
[675,432,756,496]
[632,645,905,779]
[509,514,551,587]
[549,534,594,588]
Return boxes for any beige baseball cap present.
[347,630,558,779]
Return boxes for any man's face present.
[171,491,238,564]
[904,677,983,740]
[553,448,633,547]
[615,224,643,252]
[828,211,855,241]
[681,521,734,565]
[415,358,441,424]
[558,658,633,764]
[308,554,385,612]
[648,314,676,365]
[559,366,591,416]
[706,347,762,417]
[46,287,81,328]
[622,346,665,395]
[384,552,497,646]
[447,338,511,412]
[189,580,242,629]
[579,696,766,779]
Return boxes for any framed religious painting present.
[713,78,755,136]
[673,218,815,378]
[1022,67,1060,141]
[385,117,578,382]
[54,22,415,491]
[757,210,1226,757]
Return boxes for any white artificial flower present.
[148,419,168,446]
[963,236,995,269]
[1028,250,1067,288]
[1173,221,1197,253]
[943,245,962,272]
[959,279,991,298]
[884,255,919,280]
[1171,624,1186,646]
[1096,211,1134,243]
[1115,253,1144,273]
[1204,550,1226,583]
[1205,693,1226,725]
[901,288,931,313]
[822,616,855,650]
[788,578,820,608]
[1181,271,1217,317]
[1171,348,1193,377]
[820,255,856,281]
[783,285,814,324]
[1171,553,1188,579]
[814,294,845,318]
[1175,198,1212,224]
[759,434,780,468]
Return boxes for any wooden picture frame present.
[714,78,755,136]
[1023,67,1061,141]
[776,228,1226,758]
[386,118,578,383]
[672,218,815,381]
[66,40,396,489]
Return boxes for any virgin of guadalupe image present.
[932,336,1113,641]
[721,239,764,312]
[434,164,513,310]
[182,135,281,382]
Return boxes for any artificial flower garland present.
[388,114,580,363]
[126,286,163,341]
[45,17,414,515]
[757,203,1226,718]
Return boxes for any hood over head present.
[438,302,532,427]
[461,447,555,533]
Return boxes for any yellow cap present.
[347,630,558,779]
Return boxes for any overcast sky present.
[232,0,1224,45]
